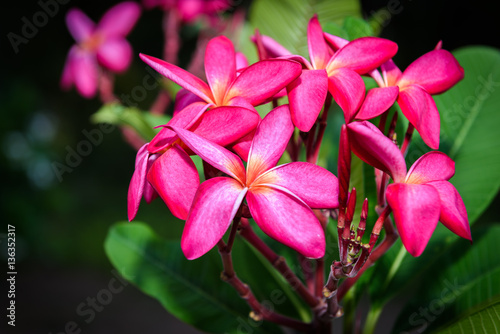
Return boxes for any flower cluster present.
[127,14,470,260]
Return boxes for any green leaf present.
[390,224,500,333]
[408,46,500,224]
[105,222,309,333]
[432,298,500,334]
[342,16,375,40]
[249,0,362,57]
[91,103,170,141]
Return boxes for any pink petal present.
[247,187,325,258]
[140,53,214,104]
[72,49,99,98]
[381,59,402,87]
[398,49,464,94]
[97,1,141,38]
[127,144,150,221]
[226,59,302,106]
[278,55,314,69]
[182,177,246,260]
[247,105,294,181]
[230,130,255,162]
[96,38,132,72]
[173,89,204,116]
[191,106,260,147]
[327,68,365,123]
[347,121,407,182]
[406,151,455,184]
[235,52,249,71]
[397,85,440,149]
[261,162,339,209]
[148,102,210,153]
[287,69,329,132]
[204,36,236,105]
[147,144,200,220]
[323,33,349,52]
[66,8,95,43]
[168,126,246,182]
[327,37,398,74]
[428,181,471,241]
[251,34,292,58]
[356,86,399,120]
[307,15,332,70]
[60,46,77,90]
[386,183,441,257]
[143,152,159,203]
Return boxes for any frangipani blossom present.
[127,103,260,221]
[255,16,397,130]
[167,105,339,260]
[140,35,302,158]
[348,121,471,256]
[61,2,141,98]
[356,49,464,149]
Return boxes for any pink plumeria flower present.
[142,0,230,23]
[61,2,141,98]
[141,35,302,159]
[353,47,464,149]
[255,15,397,130]
[167,105,339,260]
[348,121,471,256]
[128,101,260,221]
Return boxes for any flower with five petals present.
[168,105,339,259]
[348,121,471,256]
[61,2,141,98]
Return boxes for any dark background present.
[1,0,499,333]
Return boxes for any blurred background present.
[1,0,499,333]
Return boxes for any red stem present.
[400,123,415,157]
[217,239,313,332]
[238,218,321,309]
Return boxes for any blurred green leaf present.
[92,103,170,141]
[432,298,500,334]
[105,222,309,333]
[390,224,500,333]
[342,16,375,40]
[250,0,361,57]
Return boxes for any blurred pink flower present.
[142,0,230,23]
[61,2,141,98]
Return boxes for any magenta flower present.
[255,16,397,130]
[61,2,141,98]
[348,121,471,256]
[354,48,464,149]
[166,105,339,260]
[140,35,301,159]
[128,102,260,221]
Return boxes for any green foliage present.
[105,222,315,334]
[432,298,500,334]
[91,103,171,141]
[392,225,500,333]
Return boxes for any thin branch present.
[238,218,322,309]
